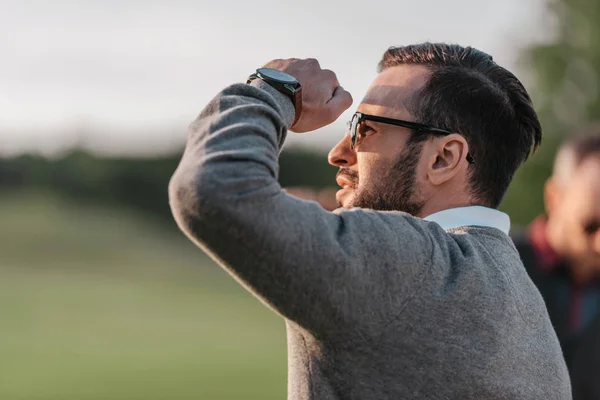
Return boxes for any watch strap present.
[247,72,302,127]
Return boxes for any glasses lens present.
[350,114,360,149]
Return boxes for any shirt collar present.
[424,206,511,235]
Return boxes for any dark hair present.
[563,127,600,166]
[379,43,542,208]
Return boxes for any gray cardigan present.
[169,80,571,399]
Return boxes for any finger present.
[321,69,339,86]
[305,58,320,68]
[327,86,353,116]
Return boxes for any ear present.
[544,178,561,216]
[425,134,469,186]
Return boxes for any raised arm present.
[168,59,434,334]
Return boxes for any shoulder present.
[510,227,531,250]
[509,227,539,273]
[332,207,443,261]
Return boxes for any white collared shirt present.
[423,206,510,235]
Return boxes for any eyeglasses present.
[346,112,474,164]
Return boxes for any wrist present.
[248,79,296,128]
[247,68,302,127]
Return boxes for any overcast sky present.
[1,0,549,156]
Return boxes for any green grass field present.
[0,192,287,400]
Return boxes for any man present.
[169,43,570,399]
[512,132,600,398]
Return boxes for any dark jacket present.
[513,222,600,399]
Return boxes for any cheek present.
[564,222,592,255]
[568,233,589,253]
[356,153,391,189]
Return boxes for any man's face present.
[327,64,432,215]
[549,157,600,275]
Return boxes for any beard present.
[338,139,425,216]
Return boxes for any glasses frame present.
[347,112,474,164]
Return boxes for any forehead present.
[566,157,600,215]
[359,64,432,119]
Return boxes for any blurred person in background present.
[169,43,570,399]
[512,131,600,399]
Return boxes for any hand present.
[263,58,353,133]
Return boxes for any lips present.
[336,170,358,190]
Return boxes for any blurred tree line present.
[0,149,337,228]
[1,0,599,228]
[501,0,600,224]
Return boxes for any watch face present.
[256,68,298,84]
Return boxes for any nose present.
[328,135,357,167]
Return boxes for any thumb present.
[326,86,353,118]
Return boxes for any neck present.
[418,194,479,219]
[570,264,596,285]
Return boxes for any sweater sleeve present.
[168,80,434,335]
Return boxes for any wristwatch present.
[247,68,303,126]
